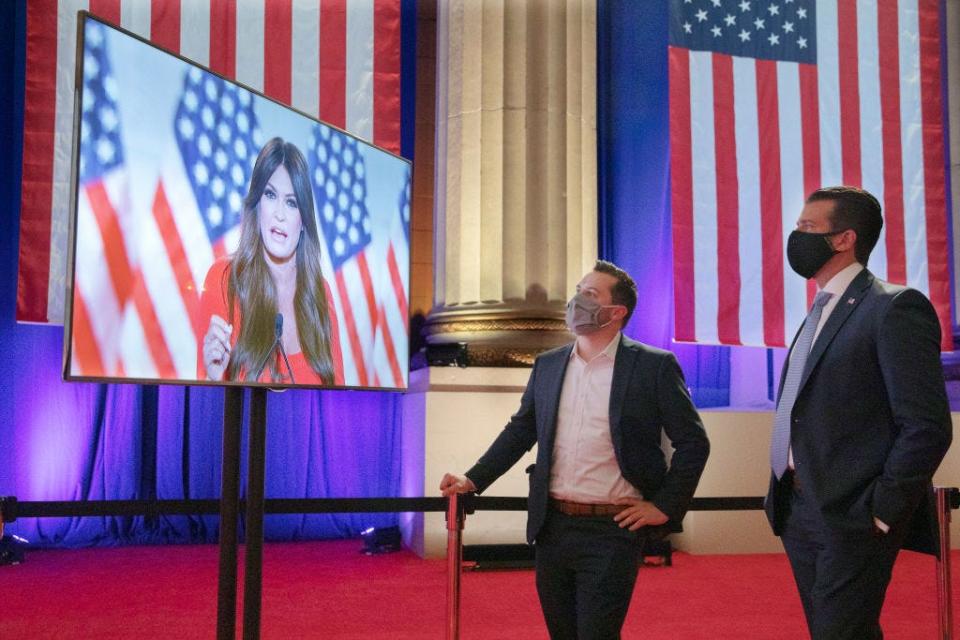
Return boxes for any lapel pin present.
[847,297,856,304]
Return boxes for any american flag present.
[669,0,952,350]
[172,69,257,264]
[70,26,262,380]
[308,125,407,388]
[113,71,259,379]
[70,20,132,376]
[372,172,411,388]
[18,0,403,325]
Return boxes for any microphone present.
[252,313,295,384]
[274,313,295,384]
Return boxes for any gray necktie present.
[770,290,833,479]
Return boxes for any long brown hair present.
[226,137,335,383]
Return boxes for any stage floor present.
[0,540,954,638]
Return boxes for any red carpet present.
[0,541,954,638]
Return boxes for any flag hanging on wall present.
[307,124,408,388]
[668,0,952,350]
[18,0,403,326]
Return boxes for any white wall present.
[401,366,960,557]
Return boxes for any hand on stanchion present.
[440,474,476,640]
[440,474,478,523]
[439,473,476,496]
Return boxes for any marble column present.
[425,0,598,366]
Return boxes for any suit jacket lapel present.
[608,335,637,445]
[539,343,574,455]
[797,269,873,394]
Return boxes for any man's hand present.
[873,517,890,535]
[612,498,669,531]
[439,473,477,496]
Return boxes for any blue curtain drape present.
[0,0,416,548]
[596,0,731,407]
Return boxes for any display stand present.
[215,387,268,640]
[216,387,244,639]
[243,387,268,639]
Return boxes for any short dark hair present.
[806,186,883,265]
[592,260,638,326]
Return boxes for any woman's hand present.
[202,315,233,380]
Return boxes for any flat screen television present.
[63,13,411,390]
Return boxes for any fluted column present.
[425,0,597,366]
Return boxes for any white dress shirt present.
[811,262,865,343]
[549,333,642,504]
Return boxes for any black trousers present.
[781,478,905,640]
[534,510,645,640]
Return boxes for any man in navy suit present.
[767,186,952,639]
[441,260,709,640]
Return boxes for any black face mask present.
[786,229,844,279]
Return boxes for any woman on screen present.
[199,137,344,385]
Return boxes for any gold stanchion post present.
[936,487,955,640]
[446,493,465,640]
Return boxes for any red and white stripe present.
[18,0,403,327]
[71,170,133,375]
[670,0,952,350]
[315,195,410,390]
[371,217,409,389]
[318,244,375,388]
[112,153,221,380]
[70,135,222,380]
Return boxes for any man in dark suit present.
[767,186,952,639]
[440,260,709,640]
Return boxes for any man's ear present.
[832,228,858,253]
[613,305,628,326]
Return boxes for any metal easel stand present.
[216,387,243,640]
[216,386,269,640]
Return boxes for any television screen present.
[63,13,411,390]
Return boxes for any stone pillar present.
[425,0,598,366]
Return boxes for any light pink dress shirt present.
[549,333,642,504]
